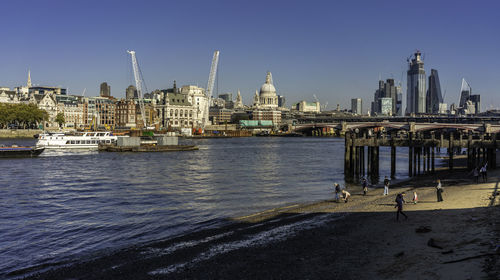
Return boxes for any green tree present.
[55,112,65,128]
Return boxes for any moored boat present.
[0,145,45,158]
[35,131,119,150]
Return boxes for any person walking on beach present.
[436,179,444,202]
[472,166,479,183]
[342,189,351,203]
[383,176,390,195]
[480,163,488,182]
[334,183,341,202]
[395,192,408,221]
[412,191,418,204]
[362,178,368,196]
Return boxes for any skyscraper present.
[100,82,111,97]
[459,78,471,108]
[371,79,397,115]
[126,85,137,100]
[351,98,362,115]
[406,51,426,114]
[426,69,443,114]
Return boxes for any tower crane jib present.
[206,50,219,98]
[127,50,147,128]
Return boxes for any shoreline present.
[21,161,500,279]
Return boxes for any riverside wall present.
[0,129,42,138]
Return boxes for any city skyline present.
[0,0,499,111]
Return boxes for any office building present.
[100,82,111,97]
[351,98,362,115]
[426,69,443,114]
[406,51,426,114]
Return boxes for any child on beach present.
[412,191,418,204]
[383,176,390,195]
[362,178,368,196]
[334,183,341,202]
[342,189,351,203]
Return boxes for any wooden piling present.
[391,146,396,179]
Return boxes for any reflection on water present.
[0,137,417,277]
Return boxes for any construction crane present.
[127,50,147,128]
[206,50,219,98]
[313,94,328,111]
[203,50,219,128]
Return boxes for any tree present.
[55,112,65,128]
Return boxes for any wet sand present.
[24,165,499,280]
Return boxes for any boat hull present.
[0,147,45,158]
[99,145,198,152]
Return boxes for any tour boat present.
[0,145,45,158]
[35,131,119,150]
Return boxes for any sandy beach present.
[24,164,499,280]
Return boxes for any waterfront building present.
[115,99,136,128]
[252,110,281,124]
[100,82,111,98]
[406,51,426,114]
[218,93,233,109]
[209,107,232,124]
[95,97,116,128]
[426,69,443,114]
[37,93,58,128]
[180,85,210,128]
[82,97,96,128]
[126,85,138,100]
[351,98,362,115]
[56,95,84,128]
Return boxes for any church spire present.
[27,69,32,88]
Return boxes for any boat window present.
[71,140,75,144]
[87,140,91,144]
[66,141,70,144]
[106,140,111,144]
[76,140,80,144]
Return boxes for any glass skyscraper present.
[406,51,426,114]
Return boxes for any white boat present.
[36,131,119,150]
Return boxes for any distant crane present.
[203,50,219,128]
[313,94,328,111]
[127,50,147,128]
[206,50,220,99]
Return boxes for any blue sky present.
[1,0,499,111]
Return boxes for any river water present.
[0,137,415,278]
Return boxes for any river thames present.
[0,137,415,278]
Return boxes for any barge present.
[0,146,45,158]
[99,144,198,152]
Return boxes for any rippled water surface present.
[0,137,414,277]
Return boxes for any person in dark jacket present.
[395,193,408,221]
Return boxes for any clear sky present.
[1,0,499,111]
